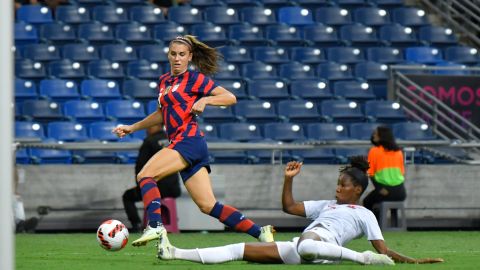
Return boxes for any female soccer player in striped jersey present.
[157,157,443,265]
[113,35,274,247]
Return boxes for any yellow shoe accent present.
[131,225,165,247]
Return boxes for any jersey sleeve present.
[304,200,333,220]
[361,209,384,241]
[191,73,218,96]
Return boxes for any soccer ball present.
[96,219,129,251]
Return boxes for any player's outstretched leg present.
[209,202,275,242]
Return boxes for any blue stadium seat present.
[335,147,369,163]
[277,100,321,122]
[349,122,380,139]
[190,23,229,47]
[247,79,289,101]
[290,47,325,64]
[205,6,240,25]
[252,46,290,64]
[215,79,247,99]
[22,44,61,62]
[260,0,293,8]
[433,62,470,76]
[331,0,368,7]
[105,100,146,124]
[22,100,64,122]
[198,123,219,140]
[13,46,21,60]
[290,148,336,164]
[326,47,365,64]
[278,7,314,26]
[418,26,458,48]
[241,61,278,80]
[379,24,419,47]
[73,148,122,164]
[368,0,404,7]
[392,7,430,28]
[137,44,168,63]
[16,148,30,164]
[290,79,332,101]
[39,79,80,102]
[47,121,90,142]
[191,0,223,8]
[55,5,90,24]
[302,23,342,47]
[240,6,277,25]
[224,0,259,8]
[63,100,105,123]
[15,121,45,140]
[355,61,389,80]
[353,7,391,26]
[234,100,279,123]
[153,22,187,42]
[264,122,305,142]
[366,47,404,64]
[218,46,252,63]
[115,23,153,44]
[75,0,106,6]
[38,22,76,45]
[77,22,115,45]
[62,43,99,62]
[101,44,137,62]
[332,80,376,101]
[168,6,204,25]
[278,62,316,80]
[364,100,407,124]
[88,121,120,141]
[29,139,73,164]
[208,141,248,164]
[92,5,129,24]
[339,24,382,47]
[14,22,38,45]
[15,59,47,79]
[110,0,146,5]
[15,79,37,103]
[49,59,85,79]
[265,24,304,47]
[214,62,242,79]
[126,60,163,80]
[17,5,53,24]
[87,59,125,79]
[228,23,270,47]
[392,122,436,140]
[405,46,443,64]
[147,99,159,114]
[129,5,166,24]
[80,79,122,101]
[306,123,349,140]
[320,99,364,123]
[444,46,480,64]
[123,79,159,100]
[219,122,263,141]
[316,62,354,80]
[315,7,352,26]
[200,106,237,123]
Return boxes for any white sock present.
[174,243,245,264]
[297,239,365,264]
[13,195,25,224]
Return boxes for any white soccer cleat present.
[131,224,166,247]
[157,231,175,260]
[362,250,395,265]
[258,225,276,242]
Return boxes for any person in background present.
[13,166,39,233]
[122,124,181,233]
[157,158,443,265]
[113,35,275,249]
[363,126,407,217]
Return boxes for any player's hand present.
[112,125,134,138]
[191,97,208,116]
[414,258,444,264]
[284,161,303,178]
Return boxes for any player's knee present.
[196,202,215,214]
[297,239,317,261]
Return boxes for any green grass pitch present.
[16,231,480,270]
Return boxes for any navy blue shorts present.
[168,136,211,182]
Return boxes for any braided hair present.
[339,156,370,194]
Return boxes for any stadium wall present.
[17,164,480,230]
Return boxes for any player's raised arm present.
[112,110,164,138]
[370,239,444,264]
[282,161,306,217]
[191,86,236,115]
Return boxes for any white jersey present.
[303,200,383,246]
